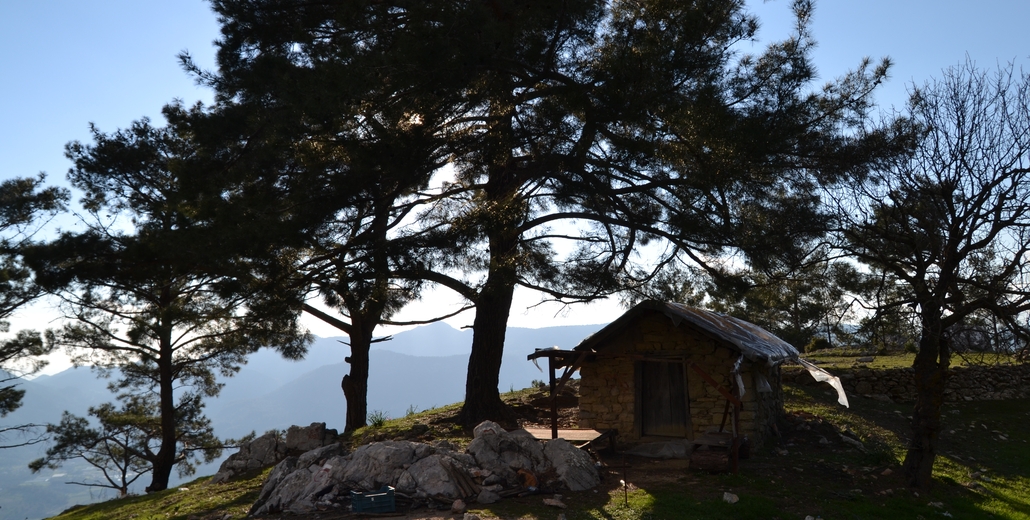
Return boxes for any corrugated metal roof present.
[574,301,799,366]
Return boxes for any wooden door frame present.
[634,358,694,440]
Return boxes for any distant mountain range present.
[0,321,604,520]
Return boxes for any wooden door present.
[639,360,691,437]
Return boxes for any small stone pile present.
[246,420,600,515]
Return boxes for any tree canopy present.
[24,118,310,492]
[0,175,67,447]
[196,0,908,427]
[838,60,1030,489]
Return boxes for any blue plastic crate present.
[351,486,396,513]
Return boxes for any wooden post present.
[549,354,558,440]
[730,380,741,473]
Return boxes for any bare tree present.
[838,60,1030,489]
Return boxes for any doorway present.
[639,360,691,437]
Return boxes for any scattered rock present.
[543,497,567,508]
[857,356,875,363]
[476,489,501,504]
[881,468,893,476]
[451,499,467,514]
[840,435,865,450]
[963,481,985,491]
[462,513,481,520]
[722,492,739,504]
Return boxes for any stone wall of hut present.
[577,311,783,447]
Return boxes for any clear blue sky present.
[1,1,1028,358]
[0,1,218,190]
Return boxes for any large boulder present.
[250,444,344,515]
[467,421,550,486]
[286,422,339,453]
[212,423,341,485]
[405,453,462,497]
[210,431,287,484]
[263,466,318,514]
[330,440,423,490]
[543,439,600,491]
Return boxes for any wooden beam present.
[682,360,694,441]
[554,351,589,397]
[548,355,558,440]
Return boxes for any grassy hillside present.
[44,359,1030,520]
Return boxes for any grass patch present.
[47,468,270,520]
[779,382,1030,520]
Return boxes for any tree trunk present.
[903,309,950,490]
[457,91,523,429]
[457,198,522,428]
[457,263,518,428]
[147,330,177,492]
[343,316,374,433]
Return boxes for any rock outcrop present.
[209,422,339,484]
[248,421,600,515]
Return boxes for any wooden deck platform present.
[516,427,618,452]
[519,427,605,442]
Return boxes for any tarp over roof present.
[574,301,800,366]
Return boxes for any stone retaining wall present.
[783,363,1030,402]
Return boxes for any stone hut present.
[574,301,804,449]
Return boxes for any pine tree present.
[24,119,309,492]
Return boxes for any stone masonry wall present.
[783,363,1030,402]
[578,311,780,446]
